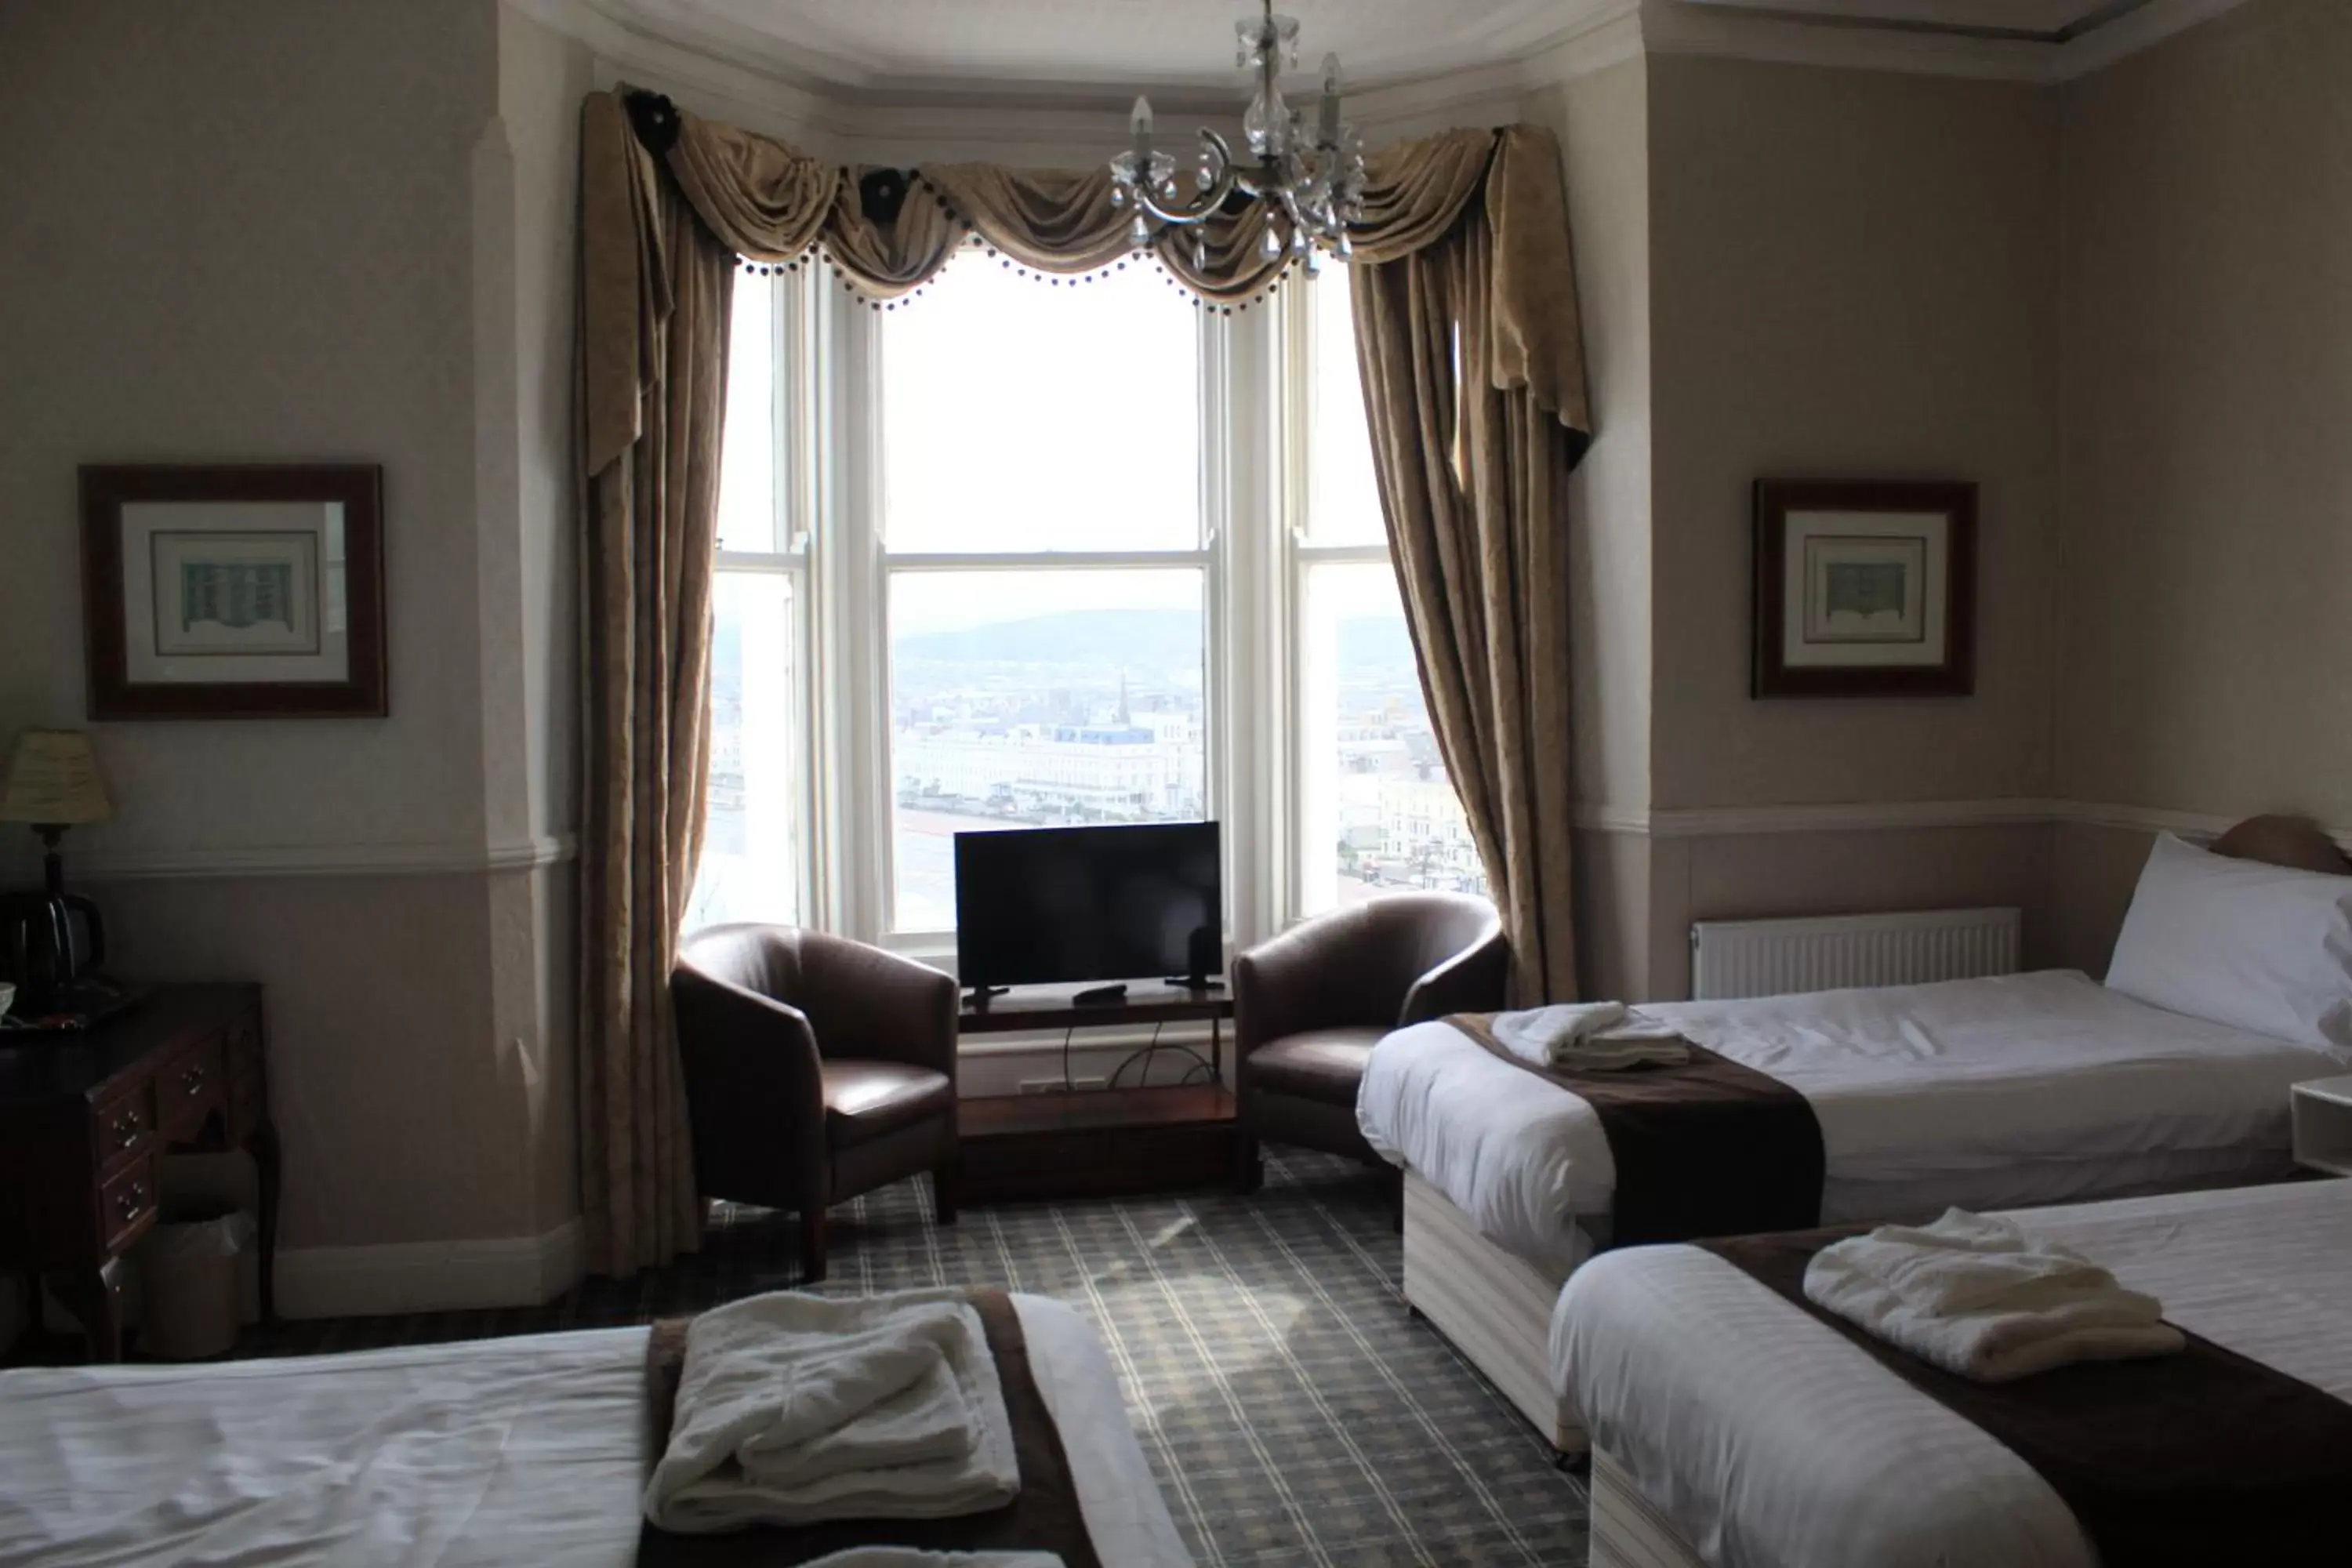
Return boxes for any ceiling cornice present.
[507,0,2256,165]
[1642,0,2256,83]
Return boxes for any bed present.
[1553,1177,2352,1568]
[0,1293,1193,1568]
[1363,818,2352,1448]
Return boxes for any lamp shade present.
[0,730,113,826]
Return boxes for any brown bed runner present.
[636,1287,1102,1568]
[1448,1013,1824,1245]
[1700,1226,2352,1568]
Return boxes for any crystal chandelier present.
[1108,0,1367,274]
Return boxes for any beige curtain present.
[578,93,735,1276]
[1351,125,1589,1005]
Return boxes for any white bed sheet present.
[1357,969,2349,1272]
[1551,1178,2352,1568]
[0,1294,1192,1568]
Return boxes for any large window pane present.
[716,274,777,554]
[690,572,800,929]
[1298,561,1486,913]
[1307,266,1387,546]
[881,257,1201,554]
[889,568,1207,931]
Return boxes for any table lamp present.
[1,729,113,899]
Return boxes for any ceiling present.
[595,0,2175,95]
[611,0,1608,93]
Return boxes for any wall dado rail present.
[1573,800,2352,855]
[70,836,577,882]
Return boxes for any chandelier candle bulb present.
[1130,95,1152,141]
[1319,54,1342,144]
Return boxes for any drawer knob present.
[111,1114,141,1149]
[116,1185,147,1221]
[181,1065,206,1097]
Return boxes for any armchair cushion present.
[1243,1026,1386,1105]
[822,1060,954,1145]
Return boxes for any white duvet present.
[1553,1178,2352,1568]
[1358,970,2350,1274]
[0,1295,1192,1568]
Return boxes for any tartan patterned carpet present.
[238,1148,1591,1566]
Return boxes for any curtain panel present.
[575,89,1595,1272]
[578,91,733,1276]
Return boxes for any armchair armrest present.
[1398,920,1512,1024]
[1234,912,1405,1055]
[670,963,829,1208]
[795,933,960,1078]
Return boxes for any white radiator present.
[1690,907,2021,1001]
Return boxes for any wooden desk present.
[0,985,279,1360]
[956,985,1237,1203]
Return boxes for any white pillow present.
[2104,832,2352,1048]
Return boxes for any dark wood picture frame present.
[1752,477,1976,699]
[81,463,388,719]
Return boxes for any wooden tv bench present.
[956,986,1237,1204]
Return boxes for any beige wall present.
[1629,56,2064,993]
[0,2,586,1296]
[1646,56,2060,812]
[2042,0,2352,972]
[2053,0,2352,829]
[1526,56,1656,1000]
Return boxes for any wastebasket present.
[136,1205,254,1360]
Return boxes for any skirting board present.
[274,1218,584,1320]
[1401,1171,1586,1452]
[1590,1447,1708,1568]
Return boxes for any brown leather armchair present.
[1235,892,1510,1187]
[672,924,960,1282]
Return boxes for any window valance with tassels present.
[580,87,1590,479]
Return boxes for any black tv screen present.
[953,822,1223,989]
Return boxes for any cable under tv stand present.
[956,982,1239,1203]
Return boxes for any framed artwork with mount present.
[80,463,387,719]
[1752,477,1976,699]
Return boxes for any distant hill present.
[894,609,1200,668]
[894,608,1416,671]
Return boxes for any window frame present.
[699,264,819,934]
[695,256,1472,971]
[842,250,1234,952]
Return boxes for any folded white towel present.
[1486,1003,1693,1071]
[1802,1208,2185,1383]
[646,1289,1021,1533]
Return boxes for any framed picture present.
[80,464,387,719]
[1752,478,1976,698]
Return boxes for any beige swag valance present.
[579,89,1591,478]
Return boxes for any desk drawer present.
[101,1156,158,1254]
[161,1036,228,1141]
[93,1080,159,1175]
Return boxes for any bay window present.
[692,247,1477,961]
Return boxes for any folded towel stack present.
[1490,1001,1693,1072]
[1802,1208,2185,1382]
[645,1288,1021,1534]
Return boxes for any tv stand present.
[956,983,1237,1203]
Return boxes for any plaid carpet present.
[236,1148,1590,1566]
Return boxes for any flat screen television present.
[953,822,1223,990]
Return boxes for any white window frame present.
[1280,268,1404,924]
[703,265,818,930]
[699,256,1458,971]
